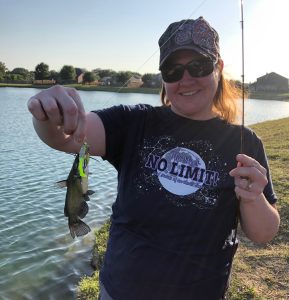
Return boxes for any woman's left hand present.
[229,154,268,202]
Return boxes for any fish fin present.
[83,190,94,201]
[78,201,89,219]
[64,205,68,217]
[87,190,95,195]
[56,180,67,188]
[84,194,90,201]
[69,219,91,238]
[69,226,76,239]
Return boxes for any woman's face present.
[163,50,222,120]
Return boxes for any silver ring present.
[246,181,253,191]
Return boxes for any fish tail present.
[69,219,91,239]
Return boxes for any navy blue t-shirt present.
[94,104,277,300]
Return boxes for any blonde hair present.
[160,62,243,124]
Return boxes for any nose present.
[180,69,197,83]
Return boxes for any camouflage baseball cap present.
[158,17,220,68]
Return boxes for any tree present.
[35,63,50,81]
[49,70,60,82]
[83,71,97,84]
[11,68,32,81]
[141,73,162,88]
[142,73,154,87]
[0,61,8,80]
[28,71,35,82]
[93,69,116,79]
[60,65,76,83]
[11,67,29,76]
[116,71,133,85]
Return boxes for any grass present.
[78,118,289,300]
[249,91,289,101]
[77,221,110,300]
[227,117,289,299]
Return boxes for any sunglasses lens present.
[161,65,184,83]
[161,60,215,83]
[187,60,215,77]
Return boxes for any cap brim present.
[159,45,213,68]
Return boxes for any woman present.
[28,17,279,300]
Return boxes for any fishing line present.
[66,152,100,162]
[104,0,210,95]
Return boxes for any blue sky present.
[0,0,288,82]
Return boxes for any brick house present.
[75,68,86,84]
[127,75,143,88]
[254,72,288,92]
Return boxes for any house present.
[127,75,143,88]
[253,72,288,92]
[99,76,112,86]
[75,68,86,84]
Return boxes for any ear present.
[218,59,224,72]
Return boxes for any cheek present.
[204,71,220,92]
[164,82,178,99]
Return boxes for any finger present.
[234,186,263,201]
[62,98,78,135]
[27,97,48,121]
[73,110,86,144]
[235,177,250,190]
[49,87,79,135]
[236,154,267,175]
[38,96,64,126]
[231,166,268,186]
[66,88,86,143]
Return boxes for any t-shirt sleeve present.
[92,104,151,169]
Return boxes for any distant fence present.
[33,80,56,85]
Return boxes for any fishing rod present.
[230,0,246,245]
[231,0,246,253]
[240,0,245,154]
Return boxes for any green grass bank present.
[1,83,288,100]
[77,117,289,299]
[249,91,289,101]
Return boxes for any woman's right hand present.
[27,85,86,144]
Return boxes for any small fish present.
[57,143,95,239]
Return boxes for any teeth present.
[181,91,198,96]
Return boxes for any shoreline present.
[1,83,288,100]
[0,83,160,95]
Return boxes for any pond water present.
[1,87,289,300]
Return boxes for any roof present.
[75,68,86,77]
[257,72,288,82]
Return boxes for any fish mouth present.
[179,90,200,96]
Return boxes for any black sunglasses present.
[160,59,216,83]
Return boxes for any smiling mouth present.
[180,90,199,96]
